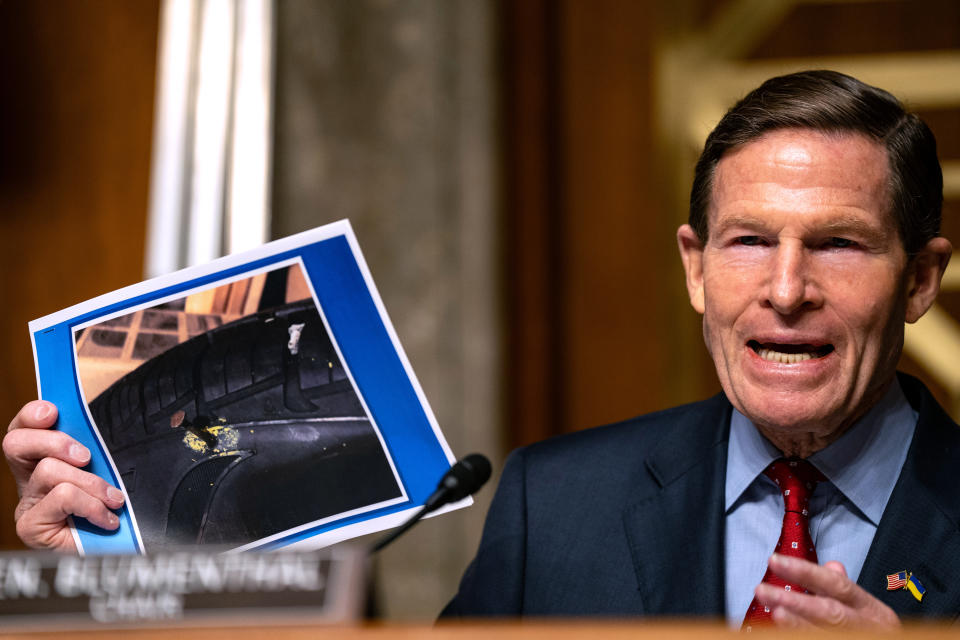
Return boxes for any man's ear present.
[905,236,953,323]
[677,224,706,314]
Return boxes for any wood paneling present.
[501,0,563,447]
[503,0,685,447]
[0,0,159,548]
[557,1,680,434]
[749,0,960,59]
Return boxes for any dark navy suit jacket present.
[441,374,960,620]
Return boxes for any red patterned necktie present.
[742,458,825,629]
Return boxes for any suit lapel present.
[859,375,960,619]
[621,394,731,617]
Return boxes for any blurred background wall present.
[1,0,959,620]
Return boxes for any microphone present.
[370,453,491,553]
[422,453,492,512]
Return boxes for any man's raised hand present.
[3,401,124,551]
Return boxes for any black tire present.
[88,300,402,551]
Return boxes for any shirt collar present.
[725,378,917,525]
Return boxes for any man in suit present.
[3,70,957,628]
[441,70,957,628]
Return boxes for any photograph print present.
[72,260,405,552]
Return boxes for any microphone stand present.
[369,504,430,553]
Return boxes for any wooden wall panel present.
[557,0,681,434]
[503,0,687,447]
[501,0,563,448]
[0,0,159,549]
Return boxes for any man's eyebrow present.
[710,215,770,236]
[711,214,891,242]
[817,216,889,241]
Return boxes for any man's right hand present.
[3,400,124,552]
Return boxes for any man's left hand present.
[753,553,901,630]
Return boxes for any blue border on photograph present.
[32,233,451,554]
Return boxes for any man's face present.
[678,129,941,450]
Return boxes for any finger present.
[8,401,58,432]
[756,582,850,627]
[824,560,848,577]
[769,602,818,629]
[3,427,91,477]
[768,554,865,607]
[21,457,124,511]
[15,517,77,553]
[16,482,121,550]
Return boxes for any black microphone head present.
[439,453,492,503]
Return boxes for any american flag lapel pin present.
[886,570,925,602]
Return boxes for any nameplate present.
[0,546,365,630]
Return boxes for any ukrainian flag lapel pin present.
[886,570,925,602]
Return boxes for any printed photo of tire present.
[80,276,402,551]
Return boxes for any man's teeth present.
[756,348,815,364]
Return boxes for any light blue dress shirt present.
[723,379,917,626]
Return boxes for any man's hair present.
[689,69,942,255]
